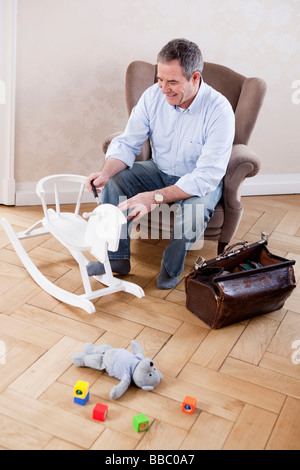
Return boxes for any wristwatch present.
[154,190,163,207]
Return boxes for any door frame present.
[0,0,17,205]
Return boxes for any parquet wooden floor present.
[0,194,299,450]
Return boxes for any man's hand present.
[86,172,108,194]
[86,159,127,194]
[118,185,192,222]
[118,191,156,222]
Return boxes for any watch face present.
[155,193,163,204]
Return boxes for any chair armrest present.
[223,144,261,211]
[218,144,261,245]
[102,131,123,155]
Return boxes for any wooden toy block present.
[74,380,90,405]
[93,403,108,422]
[182,396,197,414]
[132,413,149,433]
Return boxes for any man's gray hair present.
[157,38,203,80]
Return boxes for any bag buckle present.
[195,256,206,270]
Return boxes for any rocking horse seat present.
[43,210,89,251]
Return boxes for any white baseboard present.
[15,181,97,206]
[1,177,16,205]
[14,173,300,206]
[242,173,300,196]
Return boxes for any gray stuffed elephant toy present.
[72,340,163,400]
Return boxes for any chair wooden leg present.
[218,241,228,255]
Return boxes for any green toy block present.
[132,413,149,433]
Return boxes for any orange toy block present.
[182,396,197,414]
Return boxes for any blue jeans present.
[102,160,223,278]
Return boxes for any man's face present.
[157,60,201,109]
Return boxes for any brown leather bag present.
[185,233,296,329]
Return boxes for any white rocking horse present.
[0,174,145,313]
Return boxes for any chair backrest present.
[125,61,267,159]
[36,174,87,222]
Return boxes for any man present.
[86,38,235,289]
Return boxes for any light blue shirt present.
[106,80,235,198]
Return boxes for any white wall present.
[13,0,300,203]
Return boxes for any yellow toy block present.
[74,380,89,400]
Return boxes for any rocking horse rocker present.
[0,174,145,313]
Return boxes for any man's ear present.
[192,71,201,85]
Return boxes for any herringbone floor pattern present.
[0,194,299,450]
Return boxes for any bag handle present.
[219,232,269,259]
[219,241,248,258]
[194,232,269,270]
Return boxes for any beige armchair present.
[103,61,267,254]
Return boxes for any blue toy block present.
[74,391,90,406]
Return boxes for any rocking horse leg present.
[116,279,145,298]
[92,259,145,299]
[0,218,96,314]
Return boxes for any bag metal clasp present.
[260,232,269,243]
[195,256,206,270]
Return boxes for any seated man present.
[86,38,235,289]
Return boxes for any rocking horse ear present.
[95,204,127,252]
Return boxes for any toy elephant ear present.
[141,385,154,391]
[130,340,144,359]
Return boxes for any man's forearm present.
[158,185,192,204]
[101,158,128,180]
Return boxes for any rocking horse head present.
[84,204,127,262]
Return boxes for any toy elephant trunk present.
[72,340,163,400]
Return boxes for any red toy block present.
[93,403,108,422]
[182,396,197,414]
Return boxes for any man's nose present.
[160,82,170,94]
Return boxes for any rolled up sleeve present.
[106,92,151,168]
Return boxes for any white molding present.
[0,0,17,205]
[242,173,300,196]
[15,173,300,206]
